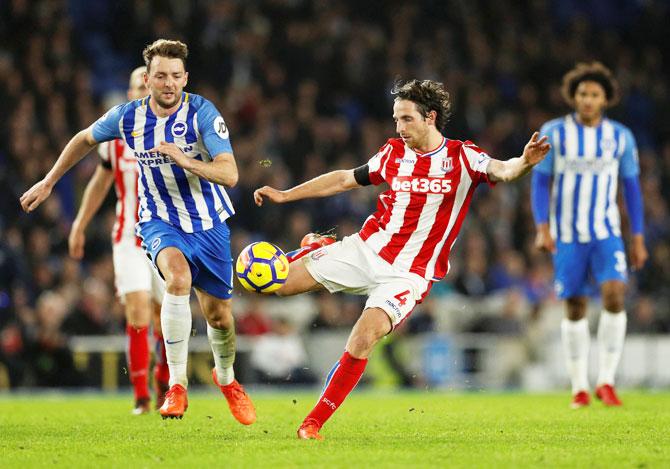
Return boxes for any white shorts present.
[112,240,165,303]
[303,234,431,328]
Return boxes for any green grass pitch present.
[1,391,669,468]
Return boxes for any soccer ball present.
[235,241,289,293]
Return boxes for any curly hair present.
[391,79,452,131]
[561,61,620,107]
[142,39,188,72]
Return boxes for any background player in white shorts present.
[68,67,168,414]
[254,79,551,440]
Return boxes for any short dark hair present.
[142,39,188,72]
[561,61,620,107]
[391,79,452,131]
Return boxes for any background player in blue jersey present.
[20,39,255,424]
[531,62,648,408]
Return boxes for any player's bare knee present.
[566,297,587,321]
[602,292,625,313]
[203,302,233,329]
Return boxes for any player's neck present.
[574,112,603,128]
[149,94,183,118]
[412,130,444,154]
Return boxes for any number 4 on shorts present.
[394,290,411,307]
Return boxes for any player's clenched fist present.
[254,186,287,206]
[20,179,53,213]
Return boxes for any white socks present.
[207,323,236,386]
[561,318,590,394]
[161,293,192,388]
[597,310,627,386]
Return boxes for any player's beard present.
[154,90,181,110]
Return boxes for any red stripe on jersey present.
[432,153,479,279]
[408,144,462,276]
[377,154,433,264]
[113,139,127,244]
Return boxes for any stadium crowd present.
[1,0,669,388]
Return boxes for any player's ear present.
[427,110,437,126]
[184,71,188,87]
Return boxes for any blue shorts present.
[553,237,628,299]
[137,219,234,299]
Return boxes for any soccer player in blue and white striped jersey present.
[531,62,648,408]
[20,39,255,423]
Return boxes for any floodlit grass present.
[1,390,669,468]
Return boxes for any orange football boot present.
[297,418,324,440]
[595,384,622,406]
[159,384,188,419]
[212,369,256,425]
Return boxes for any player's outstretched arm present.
[487,132,551,183]
[20,127,98,213]
[254,169,359,206]
[68,165,114,259]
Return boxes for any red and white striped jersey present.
[359,137,494,281]
[98,139,141,246]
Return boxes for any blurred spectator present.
[250,317,315,385]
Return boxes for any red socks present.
[153,331,170,385]
[304,351,368,428]
[126,325,150,400]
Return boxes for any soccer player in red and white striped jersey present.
[254,79,550,440]
[68,67,169,414]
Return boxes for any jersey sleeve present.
[97,141,113,170]
[619,127,640,178]
[461,142,494,186]
[533,122,555,175]
[197,99,234,157]
[91,104,124,142]
[366,142,393,185]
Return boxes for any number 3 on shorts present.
[394,290,410,307]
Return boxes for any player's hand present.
[68,225,85,260]
[629,234,648,271]
[534,224,556,254]
[254,186,288,206]
[151,142,190,169]
[522,132,551,166]
[20,179,53,213]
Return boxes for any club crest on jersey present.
[441,157,454,173]
[600,138,617,153]
[171,121,188,138]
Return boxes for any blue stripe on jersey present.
[558,124,566,156]
[588,173,598,240]
[150,166,182,228]
[556,173,564,239]
[595,125,603,157]
[577,124,584,156]
[122,108,136,150]
[185,103,197,144]
[143,106,157,152]
[198,174,220,222]
[604,174,613,235]
[138,168,158,219]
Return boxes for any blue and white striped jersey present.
[534,114,639,243]
[91,92,235,233]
